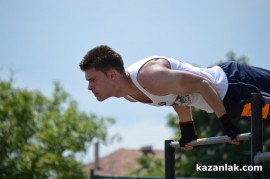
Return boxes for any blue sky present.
[1,0,270,163]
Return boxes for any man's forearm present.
[199,79,226,118]
[173,105,193,122]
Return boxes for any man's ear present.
[107,69,118,80]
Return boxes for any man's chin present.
[97,98,105,102]
[96,96,109,102]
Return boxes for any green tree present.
[0,79,115,179]
[130,154,163,176]
[225,51,249,64]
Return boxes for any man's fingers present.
[229,139,240,145]
[181,144,193,150]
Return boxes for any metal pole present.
[165,140,175,179]
[90,169,94,179]
[94,142,100,170]
[169,133,251,148]
[254,152,270,164]
[251,93,263,179]
[262,96,270,104]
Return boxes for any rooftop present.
[85,147,164,177]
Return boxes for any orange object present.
[241,103,269,120]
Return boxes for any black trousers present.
[219,61,270,119]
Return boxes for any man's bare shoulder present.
[138,58,170,77]
[137,58,173,95]
[141,58,170,69]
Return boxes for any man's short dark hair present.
[79,45,125,75]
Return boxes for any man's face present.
[85,68,114,101]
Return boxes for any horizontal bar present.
[262,96,270,104]
[93,176,187,179]
[170,133,251,148]
[254,152,270,164]
[94,177,186,179]
[94,176,163,179]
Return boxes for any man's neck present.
[112,71,137,98]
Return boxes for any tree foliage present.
[130,154,163,177]
[0,79,114,179]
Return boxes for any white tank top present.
[126,56,228,113]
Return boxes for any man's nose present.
[88,83,93,91]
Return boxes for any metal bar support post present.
[254,152,270,164]
[251,93,263,179]
[90,169,95,179]
[165,140,175,179]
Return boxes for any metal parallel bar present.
[169,133,251,148]
[254,152,270,164]
[90,169,164,179]
[251,93,263,179]
[262,96,270,104]
[93,177,163,179]
[94,177,185,179]
[90,169,95,179]
[164,140,175,179]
